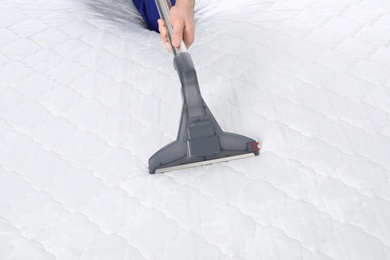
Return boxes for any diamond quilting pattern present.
[1,0,390,259]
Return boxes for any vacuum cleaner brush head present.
[148,52,259,174]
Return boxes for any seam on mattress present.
[5,69,390,193]
[207,55,390,133]
[156,174,331,258]
[192,45,388,139]
[229,81,390,173]
[256,77,390,139]
[3,141,390,259]
[7,7,389,141]
[4,1,389,174]
[0,123,233,259]
[241,56,390,136]
[8,74,390,185]
[174,181,334,258]
[164,163,389,255]
[223,104,390,201]
[213,17,390,77]
[0,169,149,260]
[51,14,169,69]
[5,40,183,120]
[2,85,152,165]
[201,23,390,124]
[252,106,390,180]
[269,148,390,202]
[3,1,390,258]
[1,112,339,257]
[247,150,390,247]
[5,7,180,86]
[183,154,390,251]
[3,52,179,129]
[256,87,390,151]
[0,214,57,259]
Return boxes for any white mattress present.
[1,0,390,259]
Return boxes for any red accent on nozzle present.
[249,141,260,152]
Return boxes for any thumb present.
[171,21,184,48]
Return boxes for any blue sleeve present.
[132,0,176,32]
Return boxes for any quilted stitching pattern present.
[1,0,390,259]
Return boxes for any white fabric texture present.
[1,0,390,259]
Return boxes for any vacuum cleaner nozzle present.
[148,52,260,174]
[149,0,259,174]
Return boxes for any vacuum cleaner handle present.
[155,0,187,55]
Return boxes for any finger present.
[165,41,172,53]
[158,19,165,34]
[158,20,171,52]
[183,22,195,48]
[159,24,167,41]
[157,19,165,31]
[171,21,184,48]
[162,30,171,52]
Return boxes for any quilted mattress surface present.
[1,0,390,259]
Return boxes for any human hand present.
[157,1,194,52]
